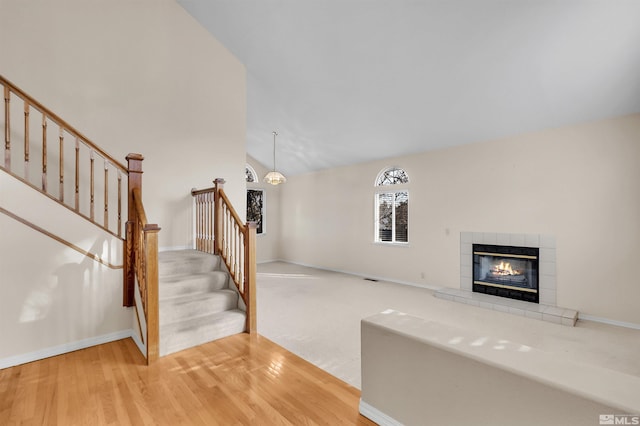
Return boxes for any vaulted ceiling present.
[177,0,640,176]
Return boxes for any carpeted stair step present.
[160,289,238,326]
[157,249,247,357]
[160,309,246,356]
[158,250,221,277]
[159,271,229,299]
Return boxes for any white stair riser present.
[160,290,238,325]
[158,255,220,277]
[159,272,228,298]
[159,310,246,356]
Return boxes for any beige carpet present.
[256,261,640,389]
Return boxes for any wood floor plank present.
[1,334,376,425]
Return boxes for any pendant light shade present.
[264,131,286,185]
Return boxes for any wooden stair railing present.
[2,75,126,238]
[2,74,159,363]
[192,178,257,333]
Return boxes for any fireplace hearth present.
[473,244,539,303]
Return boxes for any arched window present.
[376,167,409,186]
[245,164,258,183]
[375,167,409,243]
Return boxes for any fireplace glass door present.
[472,244,539,303]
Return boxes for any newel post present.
[123,153,144,307]
[213,178,225,256]
[245,222,257,333]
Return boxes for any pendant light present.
[264,131,287,185]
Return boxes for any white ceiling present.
[177,0,640,176]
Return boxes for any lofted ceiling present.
[177,0,640,176]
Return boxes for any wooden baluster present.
[207,192,216,253]
[234,223,239,278]
[104,161,109,229]
[4,85,9,169]
[117,171,122,238]
[58,127,64,201]
[199,194,204,251]
[213,179,225,256]
[201,194,206,251]
[237,231,243,291]
[41,114,47,191]
[74,138,79,210]
[205,193,209,252]
[90,151,95,220]
[225,208,230,260]
[204,193,209,252]
[198,194,203,251]
[201,194,205,251]
[24,100,29,178]
[208,193,213,253]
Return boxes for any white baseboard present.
[281,260,442,291]
[578,313,640,330]
[359,400,402,426]
[257,258,282,264]
[0,329,133,370]
[130,331,146,356]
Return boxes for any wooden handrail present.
[0,75,126,172]
[218,189,246,233]
[192,178,257,334]
[0,205,123,269]
[1,74,127,239]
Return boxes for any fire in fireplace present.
[472,244,539,303]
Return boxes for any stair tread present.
[160,288,236,303]
[160,270,227,284]
[158,250,222,278]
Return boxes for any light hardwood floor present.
[0,335,376,425]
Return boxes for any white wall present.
[0,171,130,366]
[247,155,281,263]
[0,0,247,365]
[280,114,640,325]
[0,0,247,250]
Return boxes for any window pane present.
[377,193,393,242]
[247,189,263,234]
[376,167,409,186]
[395,191,408,243]
[246,165,257,182]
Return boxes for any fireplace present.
[473,244,539,303]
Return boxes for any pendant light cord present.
[273,131,278,172]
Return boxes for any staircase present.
[159,250,246,356]
[2,75,257,365]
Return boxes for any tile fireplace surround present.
[434,232,578,326]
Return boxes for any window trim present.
[245,164,258,183]
[374,189,409,245]
[374,166,410,245]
